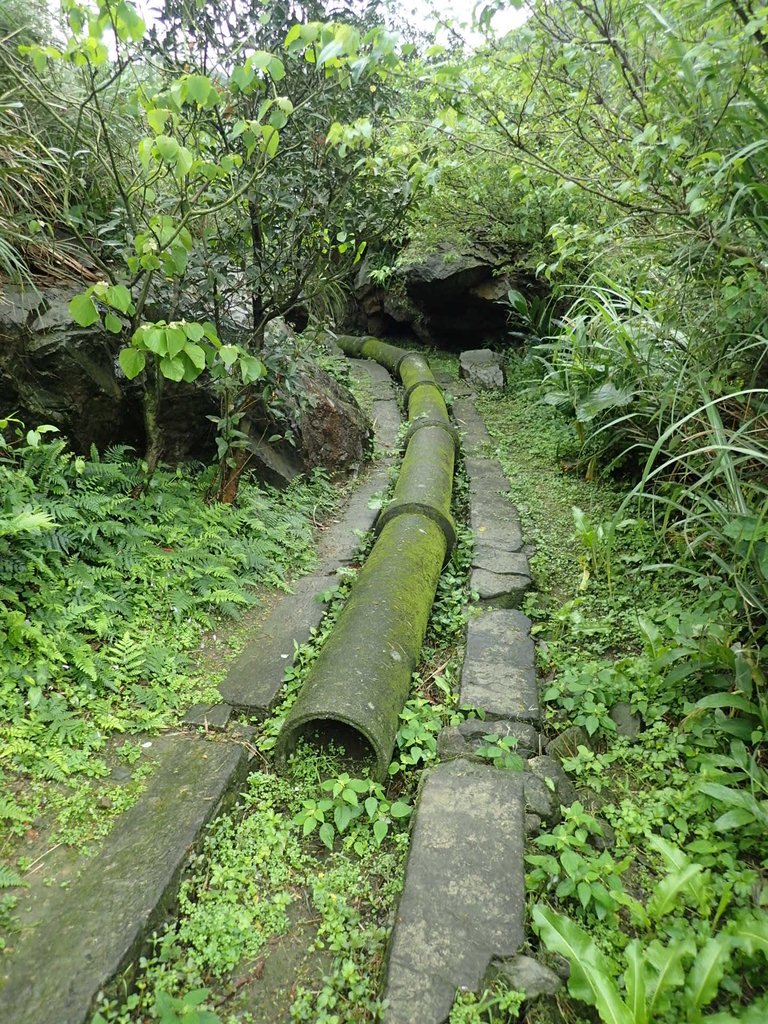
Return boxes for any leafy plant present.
[293,772,412,851]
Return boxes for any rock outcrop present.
[0,286,371,481]
[354,246,544,350]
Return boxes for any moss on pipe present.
[274,513,447,779]
[376,425,456,553]
[359,338,409,375]
[407,381,449,424]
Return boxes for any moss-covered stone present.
[376,425,456,553]
[275,514,447,778]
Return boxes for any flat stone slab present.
[465,456,510,495]
[219,574,330,713]
[473,545,529,576]
[460,610,539,723]
[316,467,390,571]
[470,567,531,608]
[0,735,248,1024]
[182,701,232,730]
[452,398,493,453]
[382,760,525,1024]
[373,398,402,451]
[349,357,397,400]
[470,498,523,553]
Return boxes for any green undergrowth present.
[0,423,339,880]
[477,358,768,1024]
[90,444,487,1024]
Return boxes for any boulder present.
[354,246,545,350]
[0,287,370,480]
[459,349,505,390]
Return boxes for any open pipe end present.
[276,717,384,778]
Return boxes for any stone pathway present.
[2,357,557,1024]
[0,359,402,1024]
[0,735,249,1024]
[382,760,525,1024]
[381,383,545,1023]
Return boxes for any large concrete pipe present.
[275,338,455,778]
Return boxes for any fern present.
[0,866,26,889]
[0,428,337,787]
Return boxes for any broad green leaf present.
[623,941,647,1024]
[532,906,633,1024]
[176,147,194,179]
[184,74,214,106]
[104,313,122,334]
[184,342,206,371]
[239,354,265,383]
[645,938,695,1016]
[364,796,378,819]
[68,293,99,327]
[261,125,279,158]
[318,822,335,849]
[118,348,146,379]
[334,804,354,833]
[731,911,768,960]
[154,135,179,162]
[106,284,132,313]
[373,818,388,846]
[159,356,185,381]
[250,50,273,70]
[141,328,166,355]
[183,323,205,342]
[685,935,731,1009]
[146,108,168,135]
[316,37,345,66]
[268,56,285,81]
[165,326,186,359]
[647,864,704,919]
[202,322,219,344]
[219,345,238,367]
[390,801,412,818]
[229,65,254,92]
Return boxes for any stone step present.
[459,609,539,723]
[382,760,525,1024]
[0,735,249,1024]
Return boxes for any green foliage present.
[293,770,412,851]
[447,984,524,1024]
[0,425,337,783]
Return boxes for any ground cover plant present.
[0,417,339,882]
[476,357,768,1023]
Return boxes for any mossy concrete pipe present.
[275,336,456,777]
[274,513,447,778]
[376,424,456,554]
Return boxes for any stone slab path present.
[382,381,541,1021]
[382,760,525,1024]
[0,735,249,1024]
[460,610,539,723]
